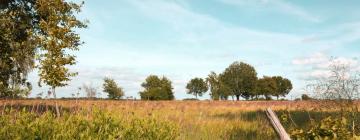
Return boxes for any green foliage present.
[256,76,277,100]
[290,117,354,140]
[186,78,208,99]
[139,75,174,100]
[206,72,231,100]
[220,61,258,100]
[0,0,87,98]
[36,0,87,90]
[301,94,312,100]
[272,76,292,99]
[0,109,179,140]
[0,0,37,97]
[103,77,124,99]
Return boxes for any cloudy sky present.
[29,0,360,99]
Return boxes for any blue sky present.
[29,0,360,99]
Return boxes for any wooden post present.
[265,108,291,140]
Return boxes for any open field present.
[1,100,360,140]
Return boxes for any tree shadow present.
[0,103,75,115]
[210,110,266,121]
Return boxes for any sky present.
[28,0,360,100]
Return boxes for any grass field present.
[0,100,359,140]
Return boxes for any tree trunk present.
[236,95,240,101]
[52,87,60,117]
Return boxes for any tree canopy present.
[220,61,258,100]
[203,62,293,101]
[272,76,292,99]
[206,72,231,100]
[0,0,38,97]
[103,78,124,99]
[186,78,208,99]
[139,75,174,100]
[0,0,86,99]
[256,76,277,100]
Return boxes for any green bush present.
[0,109,179,140]
[290,117,356,140]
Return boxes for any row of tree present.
[102,61,292,101]
[187,62,293,100]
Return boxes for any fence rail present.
[265,108,291,140]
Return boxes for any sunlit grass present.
[1,100,358,139]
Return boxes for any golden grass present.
[1,100,359,139]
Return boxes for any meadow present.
[0,100,359,140]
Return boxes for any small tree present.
[186,78,208,99]
[35,0,87,117]
[139,75,174,100]
[206,72,231,100]
[83,83,97,99]
[306,59,360,137]
[103,77,124,99]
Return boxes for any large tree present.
[220,61,257,100]
[256,76,277,100]
[103,78,124,99]
[206,72,230,100]
[271,76,292,100]
[139,75,174,100]
[0,0,37,98]
[186,78,208,99]
[0,0,87,101]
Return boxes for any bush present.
[0,109,179,140]
[301,94,312,101]
[290,117,357,140]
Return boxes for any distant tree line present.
[126,61,293,101]
[186,61,293,101]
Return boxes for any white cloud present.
[128,0,302,51]
[292,52,328,65]
[292,53,360,80]
[219,0,321,22]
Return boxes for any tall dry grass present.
[1,100,359,139]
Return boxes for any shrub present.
[290,117,356,140]
[0,109,179,140]
[301,94,312,101]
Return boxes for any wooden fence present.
[265,108,291,140]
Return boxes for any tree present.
[206,72,230,100]
[103,78,124,99]
[83,83,97,99]
[308,63,360,101]
[1,0,86,115]
[139,75,174,100]
[301,94,312,100]
[186,78,208,99]
[272,76,293,100]
[256,76,277,100]
[206,72,221,100]
[306,60,360,136]
[0,0,37,98]
[34,0,87,117]
[220,61,257,100]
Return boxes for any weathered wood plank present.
[265,108,291,140]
